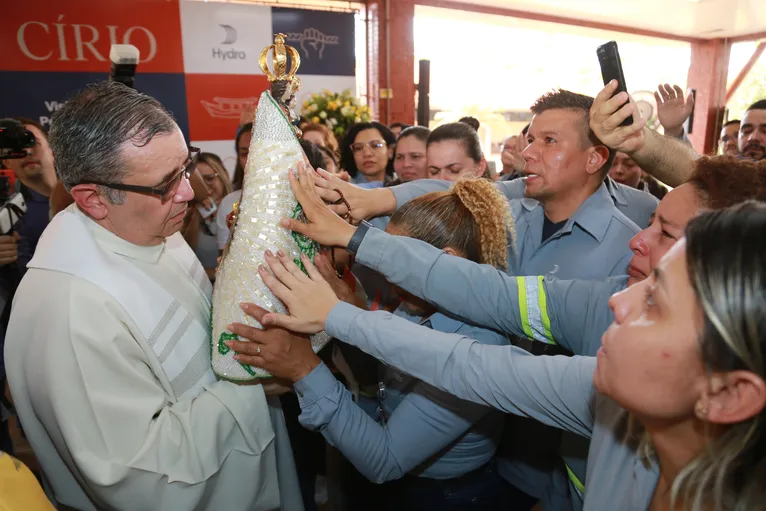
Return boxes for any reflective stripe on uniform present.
[516,276,555,344]
[566,463,585,498]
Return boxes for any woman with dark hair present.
[393,126,430,183]
[427,123,490,182]
[340,122,395,186]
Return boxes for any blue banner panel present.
[0,71,190,139]
[271,8,356,77]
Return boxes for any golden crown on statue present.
[259,33,302,132]
[259,33,301,85]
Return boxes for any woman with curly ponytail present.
[288,179,518,510]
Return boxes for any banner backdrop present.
[1,0,357,176]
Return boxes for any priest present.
[4,81,302,511]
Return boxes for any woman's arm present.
[354,228,621,356]
[295,363,495,483]
[323,303,596,438]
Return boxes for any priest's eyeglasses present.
[82,146,200,201]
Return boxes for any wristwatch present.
[347,220,373,255]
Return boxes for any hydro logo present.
[212,24,245,61]
[220,24,237,45]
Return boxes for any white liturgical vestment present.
[4,205,302,511]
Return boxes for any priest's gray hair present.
[49,81,177,205]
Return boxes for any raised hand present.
[281,163,357,248]
[255,249,340,333]
[655,84,694,138]
[590,80,648,155]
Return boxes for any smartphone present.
[197,198,218,220]
[597,41,632,126]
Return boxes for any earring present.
[695,401,709,419]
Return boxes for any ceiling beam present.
[726,42,766,103]
[730,31,766,43]
[416,0,703,42]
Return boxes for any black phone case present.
[597,41,633,126]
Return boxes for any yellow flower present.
[344,100,351,107]
[312,116,320,123]
[328,101,338,111]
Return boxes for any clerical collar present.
[73,205,165,264]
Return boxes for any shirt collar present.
[74,205,166,263]
[518,182,614,243]
[604,176,629,207]
[567,182,615,243]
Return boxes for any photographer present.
[0,118,56,275]
[0,118,56,456]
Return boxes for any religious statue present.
[211,34,329,380]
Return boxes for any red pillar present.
[686,39,731,154]
[366,0,416,125]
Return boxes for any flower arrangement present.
[301,89,372,138]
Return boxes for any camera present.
[110,44,140,89]
[0,119,33,234]
[0,119,35,161]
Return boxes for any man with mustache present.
[4,82,302,511]
[739,100,766,161]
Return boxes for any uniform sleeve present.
[326,302,596,439]
[388,179,523,210]
[355,228,621,356]
[13,274,279,510]
[295,362,492,483]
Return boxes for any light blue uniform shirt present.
[388,176,657,230]
[320,302,660,511]
[294,307,508,483]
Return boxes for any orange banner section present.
[1,0,183,73]
[185,73,270,141]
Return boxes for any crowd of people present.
[0,73,764,511]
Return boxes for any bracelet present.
[347,220,373,255]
